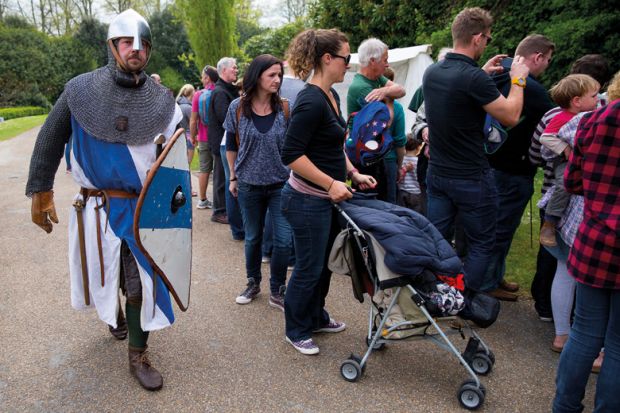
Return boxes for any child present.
[539,74,600,247]
[397,133,424,213]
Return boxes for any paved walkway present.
[0,127,597,412]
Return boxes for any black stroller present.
[330,199,497,410]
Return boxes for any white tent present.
[332,44,434,132]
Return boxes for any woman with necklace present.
[225,54,293,311]
[280,29,376,355]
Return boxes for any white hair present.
[437,47,453,61]
[217,57,236,74]
[357,38,388,67]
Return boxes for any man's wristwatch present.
[512,77,526,88]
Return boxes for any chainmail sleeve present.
[25,92,72,196]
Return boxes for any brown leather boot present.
[108,308,128,340]
[540,222,557,247]
[128,347,163,391]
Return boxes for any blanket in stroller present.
[337,197,463,281]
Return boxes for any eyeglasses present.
[331,53,351,65]
[474,32,492,45]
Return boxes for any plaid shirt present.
[566,99,620,289]
[557,113,587,246]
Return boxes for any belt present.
[73,188,138,305]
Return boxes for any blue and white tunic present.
[67,106,183,331]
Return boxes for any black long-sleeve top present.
[281,84,347,186]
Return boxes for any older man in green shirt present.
[347,38,406,202]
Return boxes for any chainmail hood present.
[64,52,175,145]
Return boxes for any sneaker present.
[197,198,213,209]
[538,315,553,322]
[235,279,260,304]
[314,318,346,333]
[269,286,286,312]
[285,336,319,355]
[261,256,271,264]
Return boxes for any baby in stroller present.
[329,195,498,410]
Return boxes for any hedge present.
[0,106,49,120]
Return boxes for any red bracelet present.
[347,168,358,179]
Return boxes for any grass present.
[0,115,47,141]
[505,170,544,296]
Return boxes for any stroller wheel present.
[477,342,495,365]
[458,381,485,410]
[340,357,363,382]
[366,334,386,351]
[469,352,493,376]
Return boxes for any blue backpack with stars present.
[345,101,394,167]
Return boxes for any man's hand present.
[229,180,238,198]
[563,146,572,160]
[364,87,388,103]
[509,55,530,80]
[32,191,58,233]
[482,54,508,75]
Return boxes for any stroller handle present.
[332,202,365,236]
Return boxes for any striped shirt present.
[529,107,562,195]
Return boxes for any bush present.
[0,106,49,120]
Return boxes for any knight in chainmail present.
[25,9,183,391]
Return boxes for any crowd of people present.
[27,6,619,410]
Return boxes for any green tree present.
[175,0,237,69]
[147,7,196,85]
[310,0,619,87]
[73,17,108,68]
[243,20,306,60]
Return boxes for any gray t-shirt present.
[223,98,290,185]
[280,76,305,109]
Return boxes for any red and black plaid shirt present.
[565,99,620,289]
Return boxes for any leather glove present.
[31,191,58,233]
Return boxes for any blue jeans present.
[237,181,291,294]
[220,145,244,239]
[383,158,398,204]
[427,168,498,291]
[481,170,534,291]
[281,184,336,340]
[553,283,620,413]
[263,210,296,266]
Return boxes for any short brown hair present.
[451,7,493,45]
[570,54,611,88]
[550,74,600,108]
[607,70,620,101]
[515,34,555,57]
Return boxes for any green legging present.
[126,301,149,350]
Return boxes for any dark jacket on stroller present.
[339,197,462,279]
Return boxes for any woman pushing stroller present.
[280,28,376,355]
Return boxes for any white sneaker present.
[285,336,319,355]
[197,199,213,209]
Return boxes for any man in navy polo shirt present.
[422,7,529,292]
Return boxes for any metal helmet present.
[107,9,151,52]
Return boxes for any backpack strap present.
[282,98,290,121]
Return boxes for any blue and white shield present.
[134,129,192,311]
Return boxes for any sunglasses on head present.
[330,53,351,65]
